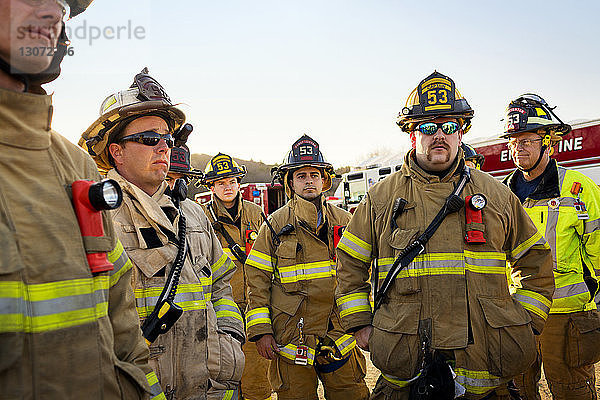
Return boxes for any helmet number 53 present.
[428,89,448,105]
[299,146,313,155]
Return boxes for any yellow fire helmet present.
[79,68,186,173]
[202,153,247,186]
[273,134,335,197]
[397,71,474,134]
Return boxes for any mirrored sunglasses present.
[415,121,460,136]
[118,131,174,148]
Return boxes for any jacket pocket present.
[275,238,303,293]
[566,310,600,367]
[114,359,150,400]
[478,297,536,378]
[369,302,421,379]
[206,329,245,384]
[271,286,304,345]
[385,228,420,296]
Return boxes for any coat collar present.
[0,87,53,149]
[292,194,326,232]
[108,168,177,236]
[210,191,242,223]
[504,159,560,200]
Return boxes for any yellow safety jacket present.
[108,169,245,400]
[0,88,162,399]
[335,151,555,398]
[201,193,263,308]
[504,159,600,313]
[245,195,357,365]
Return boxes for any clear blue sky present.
[47,0,600,166]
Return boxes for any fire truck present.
[194,182,286,215]
[473,118,600,183]
[333,163,404,213]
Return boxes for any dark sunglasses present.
[118,131,174,148]
[415,121,460,136]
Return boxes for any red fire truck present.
[194,182,286,215]
[473,118,600,183]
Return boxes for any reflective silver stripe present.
[214,302,240,314]
[377,257,464,278]
[246,250,273,272]
[513,292,550,316]
[278,263,333,281]
[212,254,233,280]
[553,281,590,300]
[454,369,502,394]
[335,334,356,356]
[146,372,165,400]
[338,233,371,261]
[584,218,600,235]
[337,297,370,314]
[0,287,108,317]
[110,250,129,275]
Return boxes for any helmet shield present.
[274,135,334,197]
[501,93,571,139]
[397,71,474,133]
[169,145,204,178]
[203,153,246,185]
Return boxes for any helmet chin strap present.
[0,23,68,92]
[517,133,552,173]
[0,56,30,91]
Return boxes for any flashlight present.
[72,179,123,274]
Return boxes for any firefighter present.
[201,153,272,400]
[335,71,555,400]
[502,94,600,400]
[0,1,163,399]
[461,143,485,170]
[80,69,245,400]
[244,134,369,400]
[166,144,204,188]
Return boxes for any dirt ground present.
[270,351,600,399]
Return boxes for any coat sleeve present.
[335,194,376,333]
[504,192,555,334]
[206,221,245,339]
[106,235,165,399]
[579,175,600,303]
[244,219,276,341]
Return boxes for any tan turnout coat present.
[335,151,555,398]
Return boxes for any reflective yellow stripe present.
[107,239,133,287]
[514,288,551,319]
[145,371,166,400]
[338,230,372,262]
[212,253,234,280]
[381,372,419,388]
[277,343,316,365]
[510,231,547,260]
[336,292,371,318]
[246,249,274,272]
[134,282,208,318]
[454,368,502,395]
[276,260,335,283]
[214,298,243,322]
[334,334,356,356]
[246,307,271,328]
[0,276,109,333]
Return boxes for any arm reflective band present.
[211,253,234,281]
[146,371,166,400]
[246,249,274,272]
[510,231,548,260]
[454,369,502,395]
[337,231,372,262]
[336,292,371,318]
[246,307,271,328]
[213,298,243,322]
[514,288,551,320]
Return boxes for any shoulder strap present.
[207,202,247,263]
